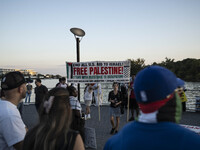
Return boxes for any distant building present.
[0,68,15,76]
[27,69,37,76]
[0,68,37,76]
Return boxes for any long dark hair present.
[23,88,72,150]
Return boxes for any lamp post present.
[70,27,85,101]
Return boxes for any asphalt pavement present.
[22,104,200,150]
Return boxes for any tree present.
[155,58,200,82]
[128,58,146,76]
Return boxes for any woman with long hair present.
[23,87,84,150]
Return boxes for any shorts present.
[129,98,139,109]
[110,107,121,117]
[85,100,92,106]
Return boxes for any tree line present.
[128,58,200,82]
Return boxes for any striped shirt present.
[69,96,82,111]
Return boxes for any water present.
[21,79,114,105]
[1,79,200,111]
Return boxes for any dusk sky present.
[1,0,200,75]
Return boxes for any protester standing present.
[68,85,85,143]
[0,71,27,150]
[128,75,139,121]
[34,78,48,112]
[104,66,200,150]
[177,78,187,112]
[23,87,85,150]
[177,87,188,112]
[25,82,32,104]
[108,82,122,134]
[120,83,128,109]
[56,77,68,89]
[84,84,93,120]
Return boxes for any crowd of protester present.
[1,66,200,150]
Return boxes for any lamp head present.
[70,28,85,37]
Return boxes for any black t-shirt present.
[34,84,48,104]
[108,90,122,108]
[120,85,127,94]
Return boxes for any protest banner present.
[66,61,130,83]
[66,61,131,122]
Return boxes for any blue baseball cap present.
[134,65,178,103]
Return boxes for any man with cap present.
[0,71,27,150]
[104,66,200,150]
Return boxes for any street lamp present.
[70,27,85,101]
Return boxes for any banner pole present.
[127,83,130,122]
[98,85,101,121]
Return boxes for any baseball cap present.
[134,65,177,103]
[177,78,185,88]
[1,71,26,90]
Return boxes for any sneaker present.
[110,128,115,134]
[87,114,91,119]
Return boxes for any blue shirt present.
[104,121,200,150]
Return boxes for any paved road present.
[22,104,200,150]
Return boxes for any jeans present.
[25,91,32,103]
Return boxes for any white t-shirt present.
[93,83,102,96]
[84,86,93,101]
[69,96,82,111]
[0,99,26,150]
[58,83,68,89]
